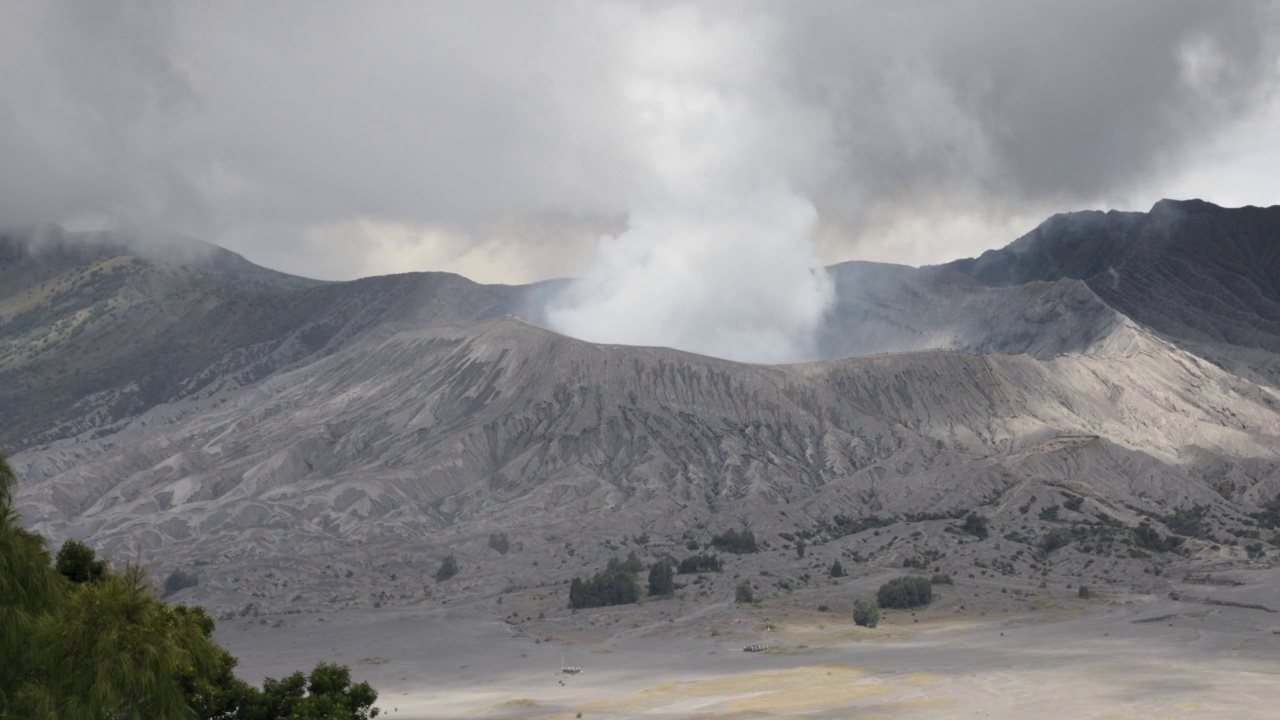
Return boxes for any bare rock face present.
[5,199,1280,613]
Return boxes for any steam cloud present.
[546,6,834,363]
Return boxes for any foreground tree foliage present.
[0,453,379,720]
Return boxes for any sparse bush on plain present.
[647,560,674,596]
[876,576,933,609]
[610,550,644,575]
[570,567,640,609]
[711,528,758,554]
[435,555,459,581]
[1040,529,1071,553]
[163,569,199,597]
[677,553,722,574]
[853,598,880,627]
[960,512,989,539]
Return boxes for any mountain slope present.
[12,316,1280,610]
[6,199,1280,612]
[946,199,1280,382]
[0,226,557,449]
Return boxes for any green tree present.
[55,539,106,584]
[614,551,644,575]
[853,598,880,628]
[0,452,381,720]
[254,663,379,720]
[734,581,754,604]
[16,564,222,720]
[829,559,845,578]
[569,567,639,609]
[0,454,63,715]
[795,539,806,558]
[647,560,674,596]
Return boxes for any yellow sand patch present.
[723,679,891,712]
[582,664,888,714]
[898,671,940,684]
[884,696,957,709]
[490,697,539,710]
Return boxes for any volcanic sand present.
[216,572,1280,720]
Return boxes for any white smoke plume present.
[545,5,834,364]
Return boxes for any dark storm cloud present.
[0,0,1277,279]
[779,1,1279,225]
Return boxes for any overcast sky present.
[3,0,1279,284]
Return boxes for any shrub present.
[1132,523,1182,553]
[734,581,754,604]
[647,560,674,596]
[1077,585,1091,599]
[1063,495,1084,513]
[1039,505,1060,521]
[711,528,758,554]
[829,559,845,578]
[795,539,806,558]
[677,553,722,574]
[616,551,645,574]
[929,573,953,585]
[853,598,880,627]
[876,576,933,609]
[435,555,459,581]
[1040,529,1071,553]
[960,512,989,540]
[163,569,199,597]
[488,533,510,554]
[829,514,896,538]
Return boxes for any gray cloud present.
[1,0,1278,281]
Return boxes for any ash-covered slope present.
[0,226,556,449]
[816,261,1136,360]
[12,316,1280,608]
[12,198,1269,453]
[7,200,1280,611]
